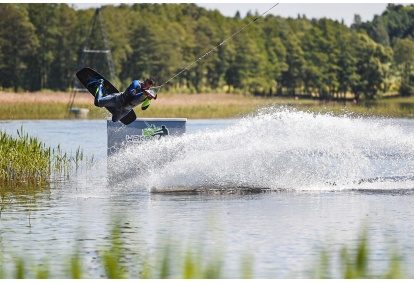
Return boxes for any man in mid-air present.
[88,77,156,122]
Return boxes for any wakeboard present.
[76,67,136,125]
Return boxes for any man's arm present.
[144,89,156,99]
[120,80,140,104]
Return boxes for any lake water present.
[1,106,414,278]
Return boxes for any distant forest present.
[1,3,414,100]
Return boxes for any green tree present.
[0,4,38,92]
[336,32,358,100]
[189,15,219,92]
[102,5,134,87]
[354,4,414,47]
[351,34,392,100]
[393,38,414,96]
[50,4,79,90]
[26,4,61,90]
[301,22,330,98]
[224,19,269,94]
[261,16,289,96]
[0,2,411,98]
[262,16,287,96]
[280,29,305,96]
[383,4,413,46]
[371,17,390,46]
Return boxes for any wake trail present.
[107,107,414,193]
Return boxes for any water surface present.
[1,107,414,278]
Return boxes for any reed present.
[0,127,51,185]
[0,224,407,279]
[0,103,71,120]
[0,127,92,187]
[0,92,413,119]
[314,230,404,279]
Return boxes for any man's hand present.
[144,89,155,99]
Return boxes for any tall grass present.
[0,224,408,279]
[0,127,93,223]
[0,95,413,119]
[0,127,92,186]
[314,230,404,279]
[1,127,51,185]
[0,103,72,120]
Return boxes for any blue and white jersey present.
[120,80,155,109]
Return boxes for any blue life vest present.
[120,80,154,110]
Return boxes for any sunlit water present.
[1,107,414,278]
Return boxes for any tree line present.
[1,3,414,100]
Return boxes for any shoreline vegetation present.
[0,125,92,221]
[0,91,413,120]
[0,126,91,192]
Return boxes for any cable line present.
[153,3,279,97]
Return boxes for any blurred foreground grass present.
[0,224,408,279]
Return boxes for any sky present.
[197,3,388,26]
[69,2,411,27]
